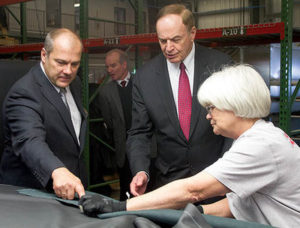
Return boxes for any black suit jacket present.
[97,78,132,168]
[127,44,233,187]
[0,63,88,189]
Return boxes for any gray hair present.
[105,49,129,66]
[197,64,271,118]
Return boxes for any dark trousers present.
[118,157,132,201]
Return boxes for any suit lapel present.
[70,81,87,119]
[70,81,87,151]
[189,45,209,138]
[154,55,186,141]
[33,65,79,147]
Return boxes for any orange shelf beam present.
[195,22,284,40]
[0,0,33,6]
[0,22,285,54]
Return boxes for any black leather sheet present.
[1,184,274,228]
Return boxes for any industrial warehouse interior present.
[0,0,299,227]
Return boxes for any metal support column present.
[20,2,26,59]
[20,2,26,43]
[79,0,90,187]
[134,0,144,69]
[279,0,293,134]
[194,0,199,28]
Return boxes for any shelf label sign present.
[222,27,246,36]
[104,37,120,45]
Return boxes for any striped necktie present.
[60,88,70,113]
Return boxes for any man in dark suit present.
[0,28,87,200]
[97,49,133,200]
[127,4,233,198]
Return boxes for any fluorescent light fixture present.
[74,3,80,7]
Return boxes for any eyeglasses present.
[205,105,215,115]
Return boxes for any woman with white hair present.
[79,65,300,227]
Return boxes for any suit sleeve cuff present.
[136,171,150,182]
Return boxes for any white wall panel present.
[266,0,281,14]
[6,0,147,38]
[26,0,44,10]
[196,0,250,29]
[88,0,137,37]
[294,4,300,29]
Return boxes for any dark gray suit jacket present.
[0,63,88,189]
[127,44,233,187]
[98,79,129,168]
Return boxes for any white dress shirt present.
[117,72,131,87]
[167,43,195,114]
[40,62,82,145]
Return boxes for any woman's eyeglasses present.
[205,105,215,115]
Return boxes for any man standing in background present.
[97,49,133,200]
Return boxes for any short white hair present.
[197,64,271,118]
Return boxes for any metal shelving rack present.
[280,0,294,134]
[0,22,287,52]
[0,0,299,189]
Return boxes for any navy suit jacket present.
[127,44,233,187]
[0,63,88,189]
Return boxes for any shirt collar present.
[40,61,69,93]
[166,42,195,72]
[182,43,195,74]
[117,71,130,84]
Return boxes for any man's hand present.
[130,172,148,196]
[78,195,126,217]
[52,167,85,200]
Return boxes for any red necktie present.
[178,62,192,140]
[120,80,126,88]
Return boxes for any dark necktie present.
[120,80,126,88]
[178,62,192,140]
[60,88,70,113]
